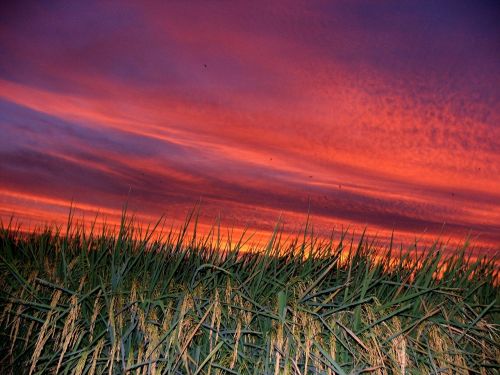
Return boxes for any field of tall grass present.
[0,211,498,374]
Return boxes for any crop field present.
[0,212,498,374]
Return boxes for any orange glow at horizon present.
[0,1,499,254]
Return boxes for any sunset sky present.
[0,1,499,252]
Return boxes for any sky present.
[0,1,499,253]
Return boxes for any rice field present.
[0,211,499,374]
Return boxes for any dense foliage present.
[0,213,498,374]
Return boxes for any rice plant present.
[0,210,498,374]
